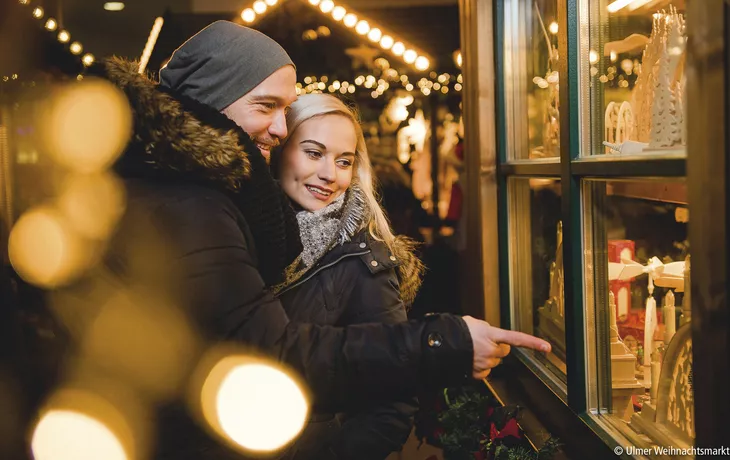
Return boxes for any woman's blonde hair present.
[279,93,424,303]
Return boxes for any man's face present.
[222,65,298,160]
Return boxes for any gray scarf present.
[274,184,369,292]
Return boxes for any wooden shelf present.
[607,180,687,205]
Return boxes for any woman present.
[273,93,424,460]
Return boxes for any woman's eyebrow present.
[300,139,327,149]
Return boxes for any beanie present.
[159,21,294,111]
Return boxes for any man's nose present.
[269,111,288,139]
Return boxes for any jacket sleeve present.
[150,195,473,411]
[332,264,419,460]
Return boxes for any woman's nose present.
[318,160,336,182]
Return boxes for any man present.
[85,21,549,458]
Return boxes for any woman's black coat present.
[278,230,420,460]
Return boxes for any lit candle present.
[643,295,657,387]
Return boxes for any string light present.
[319,0,334,13]
[308,0,320,5]
[414,56,429,71]
[70,42,83,55]
[343,14,357,27]
[32,6,44,18]
[265,0,277,5]
[58,30,70,43]
[241,8,255,22]
[355,20,370,35]
[403,49,417,64]
[45,18,57,31]
[380,35,393,49]
[18,0,30,4]
[367,28,382,42]
[332,6,346,21]
[392,42,405,56]
[82,54,95,66]
[252,1,266,14]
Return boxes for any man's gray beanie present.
[159,21,295,111]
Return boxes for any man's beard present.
[251,135,280,163]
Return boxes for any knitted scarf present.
[274,183,369,292]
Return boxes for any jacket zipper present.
[275,249,371,297]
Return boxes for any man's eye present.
[259,102,276,110]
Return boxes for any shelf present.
[607,180,687,205]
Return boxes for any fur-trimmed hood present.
[92,57,302,286]
[94,57,253,189]
[391,235,425,307]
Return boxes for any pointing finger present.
[490,328,551,352]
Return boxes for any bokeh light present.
[8,207,88,288]
[198,355,309,454]
[32,410,127,460]
[57,172,126,240]
[38,78,132,173]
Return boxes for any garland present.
[414,383,561,460]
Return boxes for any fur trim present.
[99,57,251,190]
[391,235,425,307]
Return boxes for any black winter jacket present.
[58,58,474,459]
[278,230,419,460]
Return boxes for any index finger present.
[490,327,551,352]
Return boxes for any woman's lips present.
[305,185,333,201]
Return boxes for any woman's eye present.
[336,159,353,168]
[305,150,323,158]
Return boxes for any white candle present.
[664,290,676,344]
[644,295,657,387]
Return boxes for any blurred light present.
[415,56,429,71]
[265,0,278,5]
[343,14,357,28]
[454,50,462,68]
[548,21,558,34]
[422,87,431,96]
[302,29,317,41]
[103,2,125,11]
[308,0,320,5]
[304,76,312,84]
[253,1,266,14]
[354,76,364,85]
[319,0,334,13]
[355,20,369,35]
[70,42,83,54]
[317,26,330,37]
[8,208,87,288]
[57,173,126,240]
[405,83,414,91]
[332,81,341,90]
[457,73,463,83]
[438,74,446,83]
[392,42,405,56]
[82,53,95,66]
[81,291,198,398]
[32,6,44,18]
[379,35,393,50]
[45,18,57,31]
[317,82,325,90]
[320,75,328,82]
[332,6,346,20]
[589,49,599,64]
[367,28,382,42]
[371,91,379,98]
[39,79,132,173]
[19,0,30,4]
[374,57,389,69]
[58,30,70,42]
[241,8,255,23]
[454,83,462,91]
[621,58,634,73]
[607,0,633,13]
[433,82,441,90]
[32,410,128,460]
[610,50,618,62]
[403,49,417,64]
[200,356,309,453]
[138,17,164,74]
[11,74,17,79]
[347,86,355,93]
[441,86,449,94]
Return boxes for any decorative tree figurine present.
[649,24,676,148]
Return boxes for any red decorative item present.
[608,240,635,337]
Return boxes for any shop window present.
[586,1,687,157]
[508,177,566,384]
[503,0,560,160]
[584,179,693,451]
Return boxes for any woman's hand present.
[461,315,552,379]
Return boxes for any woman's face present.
[279,114,357,211]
